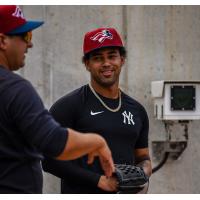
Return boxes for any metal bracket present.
[152,121,189,161]
[152,140,187,160]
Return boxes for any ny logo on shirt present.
[122,111,135,125]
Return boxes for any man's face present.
[85,47,125,87]
[1,32,33,71]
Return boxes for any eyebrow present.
[91,50,118,57]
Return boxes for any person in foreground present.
[0,6,114,194]
[43,27,152,193]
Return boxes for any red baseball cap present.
[83,27,124,55]
[0,5,44,34]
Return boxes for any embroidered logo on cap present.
[12,6,25,19]
[90,29,113,43]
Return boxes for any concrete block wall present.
[20,5,200,193]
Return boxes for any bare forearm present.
[136,159,152,177]
[56,128,105,160]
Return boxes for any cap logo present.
[90,29,113,43]
[12,6,25,19]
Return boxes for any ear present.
[84,60,91,72]
[0,34,9,50]
[121,56,125,66]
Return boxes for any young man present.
[0,6,114,194]
[43,27,152,193]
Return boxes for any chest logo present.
[91,110,104,116]
[122,111,135,125]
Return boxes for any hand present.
[87,139,115,177]
[97,175,118,192]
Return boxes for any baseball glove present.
[114,164,149,194]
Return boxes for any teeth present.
[102,71,113,76]
[102,70,112,73]
[103,70,112,73]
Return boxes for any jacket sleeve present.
[7,80,67,157]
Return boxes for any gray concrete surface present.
[20,5,200,193]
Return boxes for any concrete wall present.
[21,5,200,193]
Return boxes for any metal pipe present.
[152,152,170,173]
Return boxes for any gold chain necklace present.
[88,83,121,112]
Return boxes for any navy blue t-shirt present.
[42,84,149,193]
[0,66,68,193]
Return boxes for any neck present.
[0,54,9,70]
[90,80,119,99]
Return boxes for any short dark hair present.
[82,46,127,64]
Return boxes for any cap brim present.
[8,20,44,34]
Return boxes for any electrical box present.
[151,80,200,120]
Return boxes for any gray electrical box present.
[151,80,200,120]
